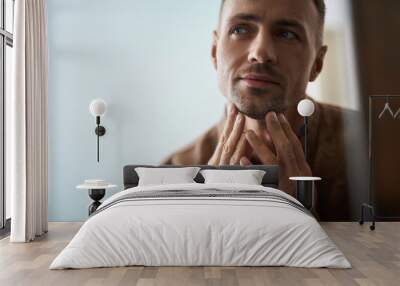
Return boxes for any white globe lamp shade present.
[297,99,315,117]
[89,99,107,117]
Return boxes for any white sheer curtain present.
[9,0,48,242]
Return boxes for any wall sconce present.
[89,99,107,162]
[297,99,315,163]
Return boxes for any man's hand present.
[208,104,311,196]
[245,112,312,196]
[208,104,252,166]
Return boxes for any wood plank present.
[0,222,399,286]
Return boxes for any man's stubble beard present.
[231,83,288,120]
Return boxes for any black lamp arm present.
[304,116,309,163]
[97,123,100,162]
[94,116,106,162]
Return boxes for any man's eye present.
[230,26,248,35]
[280,31,297,40]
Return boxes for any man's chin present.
[240,110,267,120]
[232,96,287,119]
[230,85,287,117]
[238,108,286,120]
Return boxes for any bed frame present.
[123,165,279,189]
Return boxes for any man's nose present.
[247,32,278,65]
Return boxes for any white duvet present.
[50,183,351,269]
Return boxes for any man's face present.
[212,0,327,119]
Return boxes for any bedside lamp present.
[297,99,315,163]
[89,99,107,162]
[293,99,319,213]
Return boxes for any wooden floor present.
[0,222,399,286]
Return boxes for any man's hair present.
[311,0,326,24]
[219,0,326,43]
[220,0,326,23]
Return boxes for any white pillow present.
[200,169,266,185]
[135,167,201,186]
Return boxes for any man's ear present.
[309,45,328,82]
[211,30,218,70]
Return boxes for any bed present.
[50,165,351,269]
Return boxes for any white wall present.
[47,0,360,221]
[47,0,225,221]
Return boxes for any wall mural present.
[47,0,381,221]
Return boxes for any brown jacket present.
[161,101,353,221]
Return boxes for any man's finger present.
[208,103,237,165]
[278,114,311,174]
[240,156,252,166]
[245,130,277,164]
[230,132,248,165]
[220,113,245,165]
[262,129,276,154]
[265,112,299,171]
[265,112,289,151]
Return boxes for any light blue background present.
[47,1,225,221]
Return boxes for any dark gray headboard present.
[123,165,279,189]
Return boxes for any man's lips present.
[239,73,280,89]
